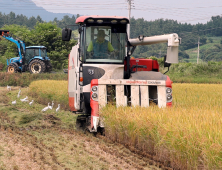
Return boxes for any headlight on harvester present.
[167,94,172,101]
[92,92,98,99]
[166,87,172,94]
[91,86,98,101]
[111,20,118,24]
[87,19,94,23]
[92,93,97,98]
[166,87,172,102]
[92,86,98,92]
[120,20,127,24]
[97,20,103,24]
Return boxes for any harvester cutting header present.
[62,15,180,133]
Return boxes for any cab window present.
[83,26,126,64]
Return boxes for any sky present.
[31,0,222,24]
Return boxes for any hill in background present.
[1,0,75,22]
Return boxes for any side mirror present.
[62,28,72,41]
[164,55,171,68]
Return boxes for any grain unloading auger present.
[62,16,180,133]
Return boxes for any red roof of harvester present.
[76,15,129,24]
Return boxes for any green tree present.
[29,22,76,69]
[208,38,213,43]
[0,23,76,70]
[0,24,30,59]
[26,16,37,29]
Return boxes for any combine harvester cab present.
[62,16,180,133]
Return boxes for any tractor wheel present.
[46,61,52,72]
[7,63,18,73]
[29,59,46,74]
[98,127,105,136]
[76,115,87,131]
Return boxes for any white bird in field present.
[17,89,21,98]
[20,96,28,102]
[12,100,16,105]
[42,103,50,112]
[48,101,54,110]
[29,100,34,106]
[56,104,60,112]
[7,85,11,91]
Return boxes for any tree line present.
[0,12,79,29]
[130,16,222,61]
[1,12,222,69]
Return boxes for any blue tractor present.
[0,30,52,73]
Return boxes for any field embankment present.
[1,60,222,87]
[1,59,222,88]
[0,72,67,87]
[165,61,222,84]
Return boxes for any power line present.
[2,0,222,24]
[132,4,219,22]
[131,1,222,23]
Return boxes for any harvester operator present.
[87,30,114,59]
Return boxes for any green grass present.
[163,61,222,84]
[1,87,142,170]
[2,87,76,129]
[156,57,222,84]
[18,113,43,125]
[1,58,222,87]
[0,72,67,87]
[167,74,222,84]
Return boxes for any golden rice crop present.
[101,83,222,169]
[29,81,222,169]
[28,80,69,110]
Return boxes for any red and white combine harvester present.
[62,16,180,133]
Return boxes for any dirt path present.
[0,87,169,170]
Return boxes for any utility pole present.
[158,50,162,58]
[127,0,132,39]
[196,37,202,64]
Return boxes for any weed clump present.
[19,113,42,125]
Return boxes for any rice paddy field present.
[29,80,222,169]
[28,80,69,111]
